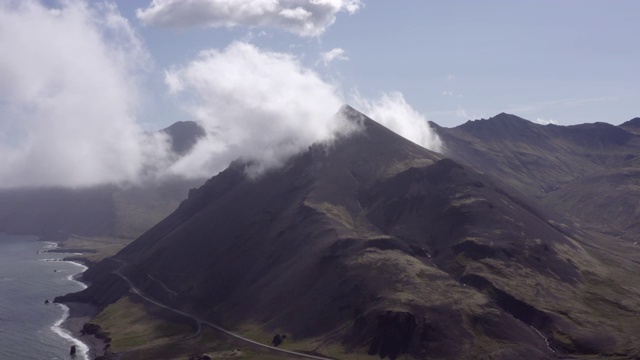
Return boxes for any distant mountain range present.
[432,113,640,242]
[61,107,640,359]
[0,121,206,240]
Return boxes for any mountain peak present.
[63,104,640,359]
[457,112,532,127]
[452,112,537,140]
[339,104,369,126]
[491,112,527,121]
[161,121,206,155]
[339,104,358,115]
[620,117,640,128]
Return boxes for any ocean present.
[0,234,89,360]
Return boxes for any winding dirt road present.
[108,258,337,360]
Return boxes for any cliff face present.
[76,107,640,359]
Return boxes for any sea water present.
[0,234,89,360]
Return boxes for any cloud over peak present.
[136,0,363,37]
[534,117,558,125]
[0,1,443,188]
[163,41,359,178]
[352,91,443,153]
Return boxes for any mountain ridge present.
[66,107,640,359]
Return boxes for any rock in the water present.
[44,299,49,304]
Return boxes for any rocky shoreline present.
[61,302,104,359]
[46,240,110,360]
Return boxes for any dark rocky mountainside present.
[432,113,639,197]
[620,117,640,134]
[70,107,640,359]
[620,117,640,127]
[433,113,640,241]
[0,121,206,240]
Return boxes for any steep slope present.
[433,113,640,240]
[73,107,640,359]
[620,117,640,134]
[543,156,640,240]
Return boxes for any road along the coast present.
[108,257,337,360]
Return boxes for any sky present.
[116,0,640,128]
[0,0,638,188]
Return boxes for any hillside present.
[432,113,639,198]
[542,156,640,241]
[620,117,640,134]
[67,107,640,359]
[433,113,640,240]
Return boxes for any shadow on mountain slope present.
[65,108,640,359]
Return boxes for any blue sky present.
[108,0,640,128]
[0,0,638,187]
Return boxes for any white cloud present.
[164,69,184,94]
[456,109,470,119]
[136,0,363,37]
[442,91,454,96]
[0,0,172,188]
[0,2,444,188]
[534,117,558,125]
[351,91,443,153]
[319,47,348,66]
[454,108,485,121]
[164,41,360,178]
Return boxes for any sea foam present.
[51,303,90,360]
[48,244,90,359]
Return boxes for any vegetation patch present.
[60,236,131,263]
[91,294,191,352]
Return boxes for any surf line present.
[52,303,90,360]
[45,242,90,360]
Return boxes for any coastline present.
[42,240,105,360]
[60,301,104,360]
[52,303,91,360]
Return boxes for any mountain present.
[160,120,206,156]
[0,121,206,241]
[620,117,640,134]
[541,154,640,240]
[432,113,640,241]
[68,107,640,359]
[432,113,638,197]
